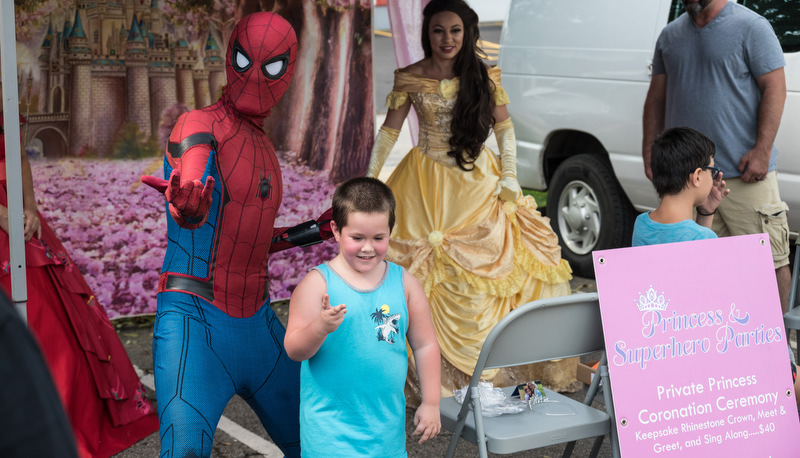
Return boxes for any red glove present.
[269,207,333,254]
[318,207,333,239]
[141,169,215,229]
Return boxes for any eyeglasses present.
[700,166,721,180]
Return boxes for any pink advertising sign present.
[593,233,799,457]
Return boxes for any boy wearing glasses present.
[632,127,729,247]
[634,126,800,403]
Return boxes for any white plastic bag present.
[454,381,526,417]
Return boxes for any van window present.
[668,0,800,53]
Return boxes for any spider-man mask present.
[225,12,298,117]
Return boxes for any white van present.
[498,0,799,277]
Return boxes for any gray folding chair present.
[440,293,619,458]
[784,240,800,361]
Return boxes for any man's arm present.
[737,67,786,183]
[642,73,667,182]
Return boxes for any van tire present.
[546,154,635,278]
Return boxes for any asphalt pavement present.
[113,277,603,457]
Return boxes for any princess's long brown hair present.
[421,0,495,171]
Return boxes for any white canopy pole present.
[0,0,28,322]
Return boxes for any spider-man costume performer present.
[142,12,330,457]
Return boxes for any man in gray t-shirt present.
[642,0,791,312]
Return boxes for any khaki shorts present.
[712,171,790,269]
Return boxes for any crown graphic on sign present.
[636,285,669,312]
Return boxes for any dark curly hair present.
[422,0,495,171]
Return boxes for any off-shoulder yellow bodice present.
[382,67,573,396]
[385,67,510,167]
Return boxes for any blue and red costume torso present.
[159,98,284,317]
[155,12,298,317]
[142,13,324,457]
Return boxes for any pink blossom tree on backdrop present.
[32,154,337,318]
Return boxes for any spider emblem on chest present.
[257,173,273,200]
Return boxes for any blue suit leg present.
[242,308,301,458]
[153,293,234,458]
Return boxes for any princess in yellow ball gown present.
[367,0,575,399]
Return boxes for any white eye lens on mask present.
[235,50,250,70]
[264,60,285,77]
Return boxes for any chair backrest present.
[788,242,800,311]
[475,293,603,373]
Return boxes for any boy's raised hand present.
[317,294,346,335]
[700,172,730,214]
[412,402,441,444]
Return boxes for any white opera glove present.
[493,118,521,202]
[367,125,400,178]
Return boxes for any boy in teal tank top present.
[285,177,441,457]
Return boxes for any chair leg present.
[562,440,576,457]
[600,364,621,458]
[589,435,606,458]
[444,430,460,458]
[471,388,489,458]
[445,402,472,458]
[562,432,606,457]
[788,247,799,312]
[795,329,800,364]
[788,248,800,362]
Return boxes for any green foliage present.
[112,315,155,329]
[670,0,800,52]
[174,0,213,12]
[78,143,98,158]
[14,0,48,13]
[522,188,547,209]
[111,123,162,159]
[741,0,800,52]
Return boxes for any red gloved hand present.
[141,175,169,193]
[317,207,333,240]
[164,169,215,219]
[141,169,215,229]
[269,207,333,254]
[141,151,216,228]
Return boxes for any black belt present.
[163,273,215,303]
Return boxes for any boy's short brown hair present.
[331,177,396,231]
[651,127,716,198]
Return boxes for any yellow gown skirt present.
[386,147,576,402]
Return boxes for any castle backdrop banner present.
[11,0,373,317]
